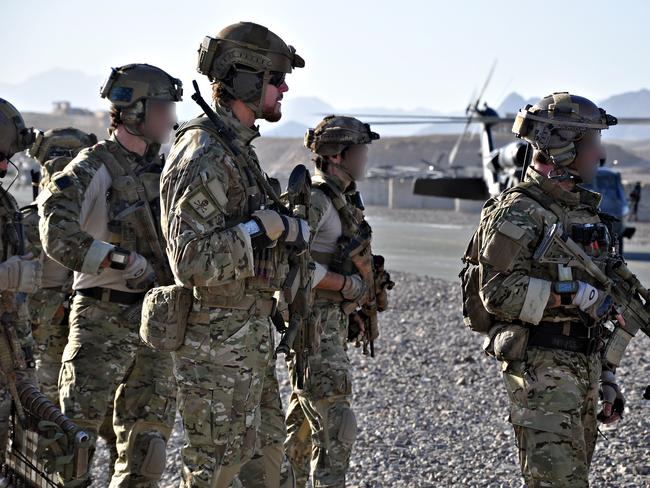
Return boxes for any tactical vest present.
[0,186,26,316]
[311,178,367,275]
[461,180,608,334]
[0,186,24,262]
[174,117,288,294]
[89,140,173,286]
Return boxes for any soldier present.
[160,21,306,487]
[37,64,182,487]
[0,99,41,462]
[284,116,390,488]
[24,127,98,402]
[468,93,624,487]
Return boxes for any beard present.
[262,101,283,123]
[0,170,6,179]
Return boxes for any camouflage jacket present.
[0,185,32,344]
[160,105,288,306]
[477,166,607,325]
[37,135,166,292]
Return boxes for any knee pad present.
[337,408,357,445]
[139,434,167,480]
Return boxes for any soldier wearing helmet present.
[159,22,305,487]
[284,115,392,488]
[0,98,41,468]
[37,64,182,487]
[467,92,629,487]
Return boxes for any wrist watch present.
[108,247,130,270]
[553,280,579,305]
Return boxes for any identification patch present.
[110,86,133,103]
[53,175,73,191]
[188,189,218,219]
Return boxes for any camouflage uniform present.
[161,104,287,488]
[0,99,41,462]
[474,93,621,487]
[283,115,385,488]
[24,127,97,403]
[284,170,363,488]
[160,21,304,487]
[37,130,178,486]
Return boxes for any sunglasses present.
[269,71,286,88]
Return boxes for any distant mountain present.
[0,68,105,112]
[4,68,650,140]
[496,92,538,116]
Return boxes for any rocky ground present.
[89,266,650,487]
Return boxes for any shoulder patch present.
[53,175,73,191]
[497,220,526,241]
[186,187,218,219]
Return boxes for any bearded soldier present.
[37,64,182,487]
[469,93,626,487]
[284,116,392,488]
[0,98,41,465]
[160,22,306,487]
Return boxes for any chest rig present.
[0,186,24,262]
[312,178,367,275]
[175,117,286,290]
[506,181,610,324]
[89,141,174,287]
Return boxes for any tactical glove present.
[0,254,42,293]
[598,369,625,424]
[572,281,612,320]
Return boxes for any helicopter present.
[343,63,650,249]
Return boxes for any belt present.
[528,322,602,355]
[198,295,277,317]
[75,287,145,305]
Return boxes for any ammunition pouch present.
[140,285,193,352]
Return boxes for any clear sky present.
[3,0,649,115]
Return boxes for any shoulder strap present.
[313,180,347,212]
[177,117,285,211]
[503,182,565,221]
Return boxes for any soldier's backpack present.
[460,184,564,334]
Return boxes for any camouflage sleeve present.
[160,130,254,288]
[478,194,551,325]
[37,152,112,274]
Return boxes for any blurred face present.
[572,131,606,184]
[261,71,289,123]
[141,100,177,144]
[329,144,369,182]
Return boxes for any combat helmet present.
[512,92,617,177]
[100,63,183,139]
[28,127,97,164]
[0,98,36,159]
[305,115,380,156]
[197,22,305,117]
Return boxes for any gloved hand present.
[341,274,369,306]
[123,253,156,290]
[252,209,310,250]
[572,281,612,320]
[0,254,42,293]
[598,369,625,424]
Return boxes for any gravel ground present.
[88,270,650,488]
